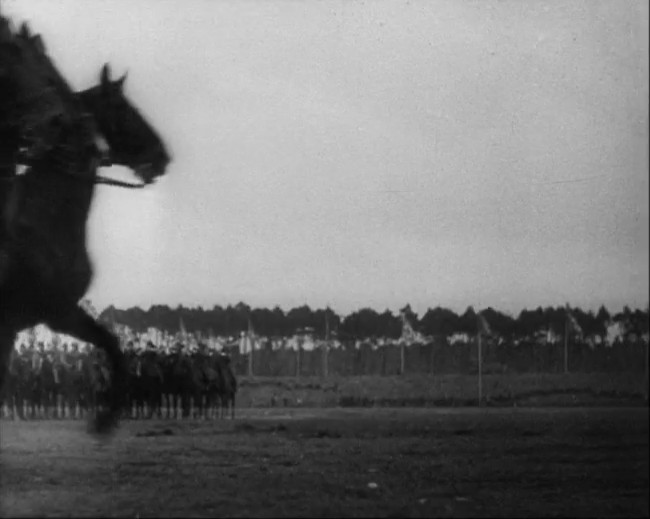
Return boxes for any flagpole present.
[478,330,483,407]
[399,311,406,376]
[476,314,483,407]
[247,315,254,377]
[323,309,330,378]
[564,306,569,374]
[296,335,302,378]
[645,341,650,404]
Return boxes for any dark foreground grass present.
[1,408,648,518]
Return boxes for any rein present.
[5,160,149,189]
[94,174,147,189]
[3,125,149,190]
[56,154,148,189]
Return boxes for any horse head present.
[77,64,171,185]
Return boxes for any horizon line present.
[94,299,650,318]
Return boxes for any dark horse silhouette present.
[127,349,164,419]
[162,347,204,419]
[214,353,237,419]
[0,18,170,435]
[0,348,28,419]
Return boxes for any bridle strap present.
[1,166,148,189]
[94,174,147,189]
[31,157,149,189]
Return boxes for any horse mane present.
[17,22,77,101]
[0,14,82,154]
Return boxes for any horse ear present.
[116,70,128,90]
[32,34,46,54]
[100,63,111,86]
[19,21,31,39]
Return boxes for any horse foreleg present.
[162,392,169,418]
[15,391,25,420]
[182,392,191,419]
[196,392,204,420]
[58,391,65,419]
[58,390,64,419]
[165,392,172,419]
[196,392,202,420]
[212,391,219,420]
[56,391,64,419]
[147,390,156,420]
[174,392,181,420]
[146,390,154,420]
[44,390,52,419]
[30,388,39,420]
[123,390,131,420]
[188,393,195,420]
[47,308,127,436]
[156,388,163,419]
[206,391,213,420]
[0,327,17,416]
[51,390,59,419]
[216,392,223,420]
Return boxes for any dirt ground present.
[1,408,648,518]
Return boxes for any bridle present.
[1,153,150,190]
[58,115,152,189]
[2,125,151,190]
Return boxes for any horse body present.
[213,353,237,419]
[127,351,164,419]
[46,352,75,419]
[68,352,96,420]
[161,353,183,419]
[0,13,170,436]
[141,352,164,418]
[162,352,203,419]
[0,348,28,419]
[200,357,223,420]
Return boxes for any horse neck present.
[18,155,96,234]
[0,128,19,175]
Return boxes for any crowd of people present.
[1,336,238,422]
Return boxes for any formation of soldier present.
[1,338,238,422]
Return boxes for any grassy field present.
[1,407,648,517]
[236,372,648,408]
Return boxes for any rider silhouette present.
[56,342,73,370]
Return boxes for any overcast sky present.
[3,0,648,317]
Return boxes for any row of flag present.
[15,306,587,351]
[476,305,582,338]
[399,305,583,342]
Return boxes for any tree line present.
[98,302,649,341]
